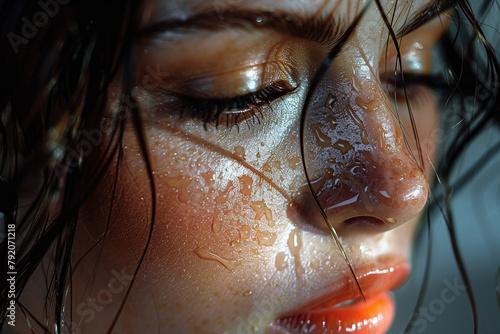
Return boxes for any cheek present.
[73,129,294,332]
[78,124,304,319]
[142,128,290,247]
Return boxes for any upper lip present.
[274,257,409,318]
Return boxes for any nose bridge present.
[304,56,429,231]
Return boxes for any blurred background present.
[389,123,500,333]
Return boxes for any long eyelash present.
[177,81,295,130]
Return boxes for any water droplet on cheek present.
[194,247,241,271]
[234,146,245,160]
[212,215,222,232]
[287,228,304,275]
[216,181,235,205]
[238,175,253,204]
[287,156,301,170]
[275,252,287,271]
[250,201,274,226]
[239,225,251,239]
[164,175,192,203]
[201,170,215,186]
[255,229,277,246]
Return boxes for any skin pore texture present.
[19,0,449,333]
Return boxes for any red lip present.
[267,259,409,334]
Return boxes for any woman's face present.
[24,0,448,333]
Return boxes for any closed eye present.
[165,80,296,130]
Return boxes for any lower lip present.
[273,292,395,334]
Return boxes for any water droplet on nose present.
[379,190,391,198]
[332,139,354,155]
[352,77,360,93]
[328,194,360,209]
[243,290,253,297]
[323,93,337,110]
[345,103,370,145]
[311,124,331,147]
[194,247,241,271]
[328,115,339,131]
[304,168,334,194]
[355,95,375,112]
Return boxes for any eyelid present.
[153,59,299,101]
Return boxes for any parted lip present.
[269,257,409,323]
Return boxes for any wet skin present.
[19,0,448,333]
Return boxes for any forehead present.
[143,0,432,24]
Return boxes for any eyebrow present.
[140,10,349,48]
[140,0,454,45]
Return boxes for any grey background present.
[389,124,500,334]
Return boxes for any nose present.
[300,59,430,234]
